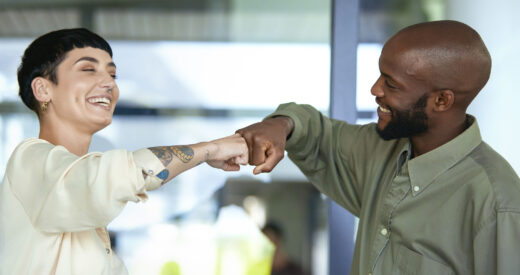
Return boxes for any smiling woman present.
[0,28,249,275]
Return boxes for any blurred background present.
[0,0,518,274]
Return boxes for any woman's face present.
[48,47,119,134]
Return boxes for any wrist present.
[273,116,294,139]
[203,141,219,162]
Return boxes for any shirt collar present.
[404,115,482,196]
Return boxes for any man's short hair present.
[17,28,113,114]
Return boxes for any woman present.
[0,28,248,274]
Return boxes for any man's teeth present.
[88,97,111,106]
[379,106,391,113]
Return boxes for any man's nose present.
[371,76,384,98]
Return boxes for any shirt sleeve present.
[267,103,370,215]
[6,139,164,233]
[473,210,520,275]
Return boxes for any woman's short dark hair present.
[17,28,113,114]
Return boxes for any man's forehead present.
[380,45,431,83]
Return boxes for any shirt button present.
[148,169,154,175]
[106,248,111,254]
[380,228,388,236]
[413,185,420,192]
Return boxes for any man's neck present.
[410,115,468,158]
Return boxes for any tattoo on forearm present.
[172,146,194,163]
[149,145,194,167]
[156,169,169,182]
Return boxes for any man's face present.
[371,37,433,140]
[376,93,428,140]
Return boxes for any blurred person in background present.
[238,20,520,275]
[0,28,248,275]
[262,221,307,275]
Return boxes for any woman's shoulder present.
[8,138,54,161]
[14,137,51,151]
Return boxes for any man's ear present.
[432,89,455,112]
[31,77,52,103]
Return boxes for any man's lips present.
[375,98,391,115]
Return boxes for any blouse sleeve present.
[6,138,164,233]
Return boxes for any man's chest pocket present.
[392,245,454,275]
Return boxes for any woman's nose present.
[100,73,116,89]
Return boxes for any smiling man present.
[236,20,520,275]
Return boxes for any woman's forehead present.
[62,47,114,64]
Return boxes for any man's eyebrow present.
[74,56,116,68]
[381,72,397,82]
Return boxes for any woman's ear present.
[432,89,455,112]
[31,77,52,103]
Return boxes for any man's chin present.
[376,128,397,140]
[376,124,405,140]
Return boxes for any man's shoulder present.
[467,142,520,210]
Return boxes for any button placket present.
[369,167,410,273]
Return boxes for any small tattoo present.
[196,149,210,166]
[149,145,194,166]
[156,169,169,181]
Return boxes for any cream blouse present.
[0,138,165,275]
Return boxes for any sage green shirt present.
[269,103,520,275]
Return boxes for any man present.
[262,222,307,275]
[237,20,520,274]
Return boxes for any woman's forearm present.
[144,134,248,184]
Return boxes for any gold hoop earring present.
[41,101,48,112]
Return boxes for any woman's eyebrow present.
[74,56,98,64]
[74,56,116,68]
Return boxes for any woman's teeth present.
[88,97,111,107]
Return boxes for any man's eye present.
[82,68,95,72]
[111,74,118,79]
[385,80,396,89]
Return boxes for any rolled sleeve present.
[132,148,165,192]
[265,103,366,215]
[7,139,162,233]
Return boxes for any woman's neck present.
[38,119,92,156]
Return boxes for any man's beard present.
[376,94,429,140]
